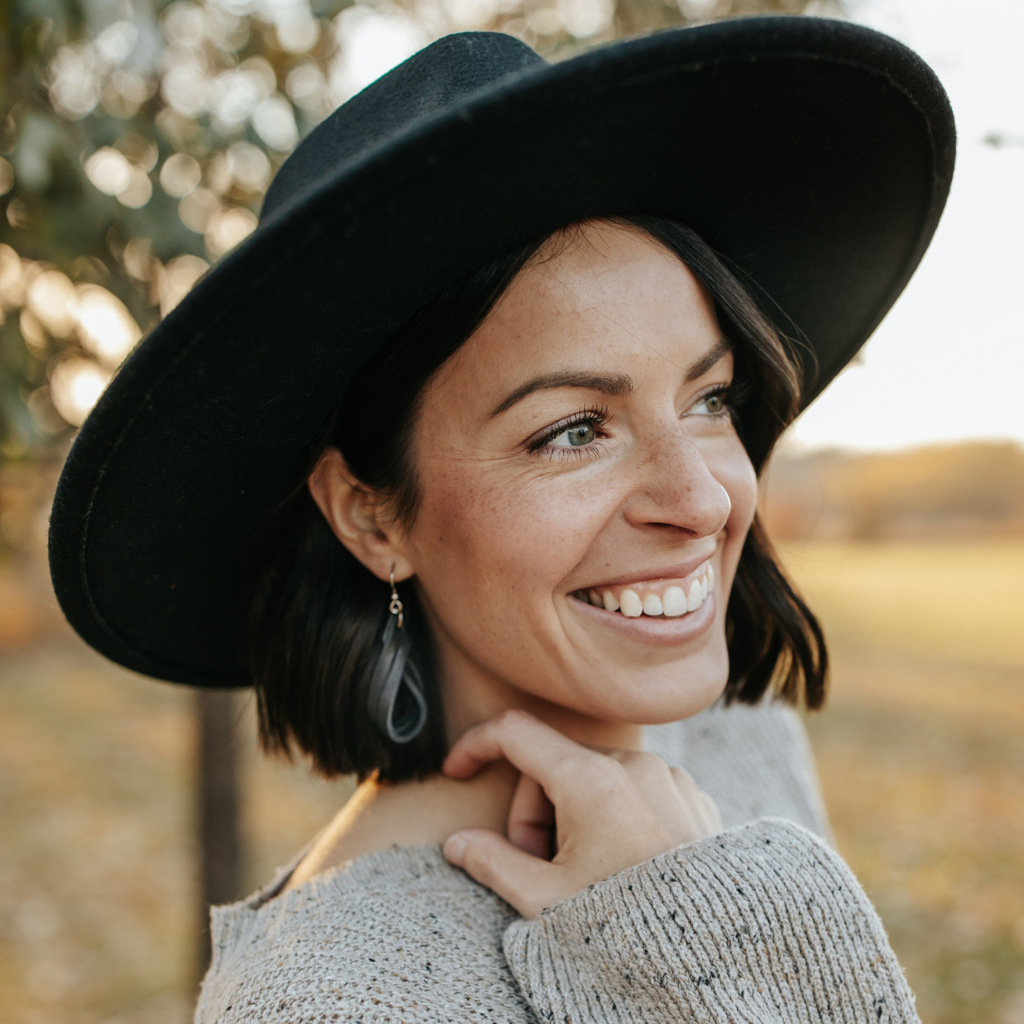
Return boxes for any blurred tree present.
[194,688,242,984]
[0,0,843,461]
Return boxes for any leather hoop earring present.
[366,568,428,744]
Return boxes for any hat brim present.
[49,17,955,687]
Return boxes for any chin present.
[575,657,730,727]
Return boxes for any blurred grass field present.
[1,540,1022,1023]
[780,541,1024,1024]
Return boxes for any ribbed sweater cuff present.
[502,818,917,1024]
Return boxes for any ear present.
[307,448,415,582]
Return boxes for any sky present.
[788,0,1024,452]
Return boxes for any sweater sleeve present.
[502,818,918,1024]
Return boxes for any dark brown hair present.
[248,216,827,781]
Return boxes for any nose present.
[621,427,732,540]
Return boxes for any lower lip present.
[568,591,717,647]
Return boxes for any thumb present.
[443,828,563,919]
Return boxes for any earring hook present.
[388,567,404,629]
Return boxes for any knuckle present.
[628,750,669,779]
[589,757,632,800]
[598,754,631,782]
[462,840,498,881]
[497,708,534,730]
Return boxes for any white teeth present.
[662,586,687,617]
[579,565,715,618]
[619,589,643,617]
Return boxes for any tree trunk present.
[194,688,243,992]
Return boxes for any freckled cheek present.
[413,466,608,597]
[714,451,759,587]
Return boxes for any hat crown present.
[262,31,544,223]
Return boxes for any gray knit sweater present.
[196,701,917,1022]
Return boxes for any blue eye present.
[549,422,597,448]
[529,406,610,456]
[690,389,729,415]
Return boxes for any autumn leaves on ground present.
[784,541,1024,1024]
[1,442,1023,1024]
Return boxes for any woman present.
[50,17,954,1022]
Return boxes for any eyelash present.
[528,405,610,458]
[527,381,747,459]
[696,382,747,419]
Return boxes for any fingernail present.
[443,833,467,867]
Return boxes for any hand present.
[441,709,722,919]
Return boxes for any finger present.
[614,750,676,791]
[700,789,723,832]
[443,828,565,919]
[443,710,602,803]
[668,764,701,796]
[507,772,555,859]
[668,768,722,836]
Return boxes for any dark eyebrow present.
[489,371,637,418]
[684,338,732,383]
[489,339,732,418]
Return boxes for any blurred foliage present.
[763,441,1024,542]
[0,0,842,461]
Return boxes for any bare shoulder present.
[284,763,518,893]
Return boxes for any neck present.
[435,631,646,753]
[286,700,647,893]
[453,687,646,751]
[284,761,522,890]
[283,637,646,892]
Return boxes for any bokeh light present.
[48,43,104,119]
[558,0,616,37]
[285,62,330,115]
[74,285,143,367]
[26,270,78,338]
[205,207,258,258]
[160,153,203,198]
[178,187,221,232]
[118,168,154,208]
[18,310,48,357]
[251,95,299,150]
[329,6,428,102]
[159,254,210,316]
[226,142,271,192]
[94,20,139,64]
[49,358,113,427]
[84,147,133,196]
[0,245,25,308]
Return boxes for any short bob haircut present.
[248,215,828,782]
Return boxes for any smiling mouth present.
[571,561,714,619]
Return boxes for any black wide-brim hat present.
[49,17,955,688]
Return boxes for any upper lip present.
[575,548,718,591]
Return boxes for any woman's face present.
[399,221,758,736]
